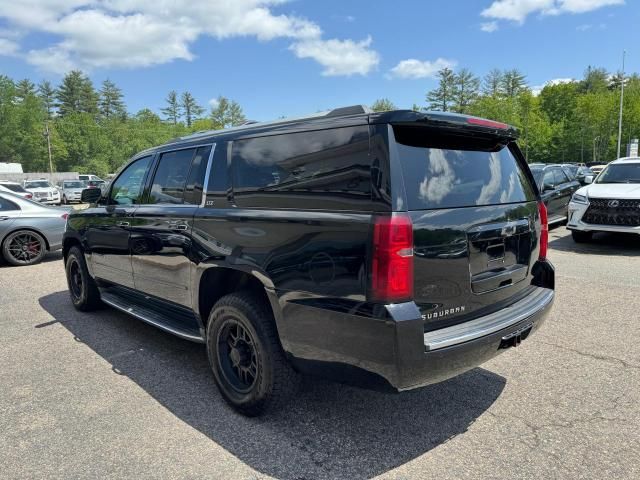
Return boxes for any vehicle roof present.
[0,180,20,184]
[611,157,640,164]
[134,106,519,159]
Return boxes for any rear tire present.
[2,230,47,266]
[206,292,298,416]
[65,246,102,311]
[571,230,592,243]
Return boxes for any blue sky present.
[0,1,635,120]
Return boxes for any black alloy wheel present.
[2,230,46,266]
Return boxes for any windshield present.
[1,183,26,192]
[25,181,52,189]
[596,163,640,184]
[64,181,85,188]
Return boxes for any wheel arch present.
[195,265,286,347]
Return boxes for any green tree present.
[209,96,247,129]
[427,67,456,111]
[56,70,98,116]
[501,69,527,98]
[161,90,181,125]
[483,69,503,97]
[99,79,126,119]
[15,79,37,101]
[580,66,609,93]
[38,80,56,118]
[371,98,397,112]
[453,68,480,113]
[181,91,204,127]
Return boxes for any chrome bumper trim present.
[423,287,553,351]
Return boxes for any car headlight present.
[571,193,588,204]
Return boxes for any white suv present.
[23,179,61,205]
[567,157,640,242]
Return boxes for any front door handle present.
[0,216,9,221]
[117,221,130,227]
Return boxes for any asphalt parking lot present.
[1,227,639,480]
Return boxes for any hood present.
[582,183,640,199]
[25,187,56,193]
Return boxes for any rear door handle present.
[0,216,9,221]
[117,221,130,227]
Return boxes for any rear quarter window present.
[231,126,371,210]
[393,126,536,210]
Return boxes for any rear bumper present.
[282,268,554,391]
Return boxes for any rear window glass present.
[394,126,536,210]
[2,183,25,192]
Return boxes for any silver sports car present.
[0,191,71,266]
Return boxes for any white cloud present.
[531,77,576,95]
[481,0,624,24]
[0,38,19,56]
[388,58,457,80]
[208,97,220,109]
[481,21,499,32]
[290,36,379,76]
[0,0,379,76]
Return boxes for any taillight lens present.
[26,194,32,199]
[370,214,414,303]
[61,213,69,220]
[538,201,548,260]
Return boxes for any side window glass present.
[184,146,212,205]
[232,126,371,210]
[110,156,152,205]
[148,149,196,204]
[556,169,569,184]
[0,197,20,211]
[542,171,555,189]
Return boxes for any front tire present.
[2,230,47,266]
[571,230,592,243]
[65,246,102,311]
[206,292,298,416]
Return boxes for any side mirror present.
[584,176,593,184]
[81,188,102,204]
[543,183,555,192]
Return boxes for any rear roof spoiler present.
[371,110,519,139]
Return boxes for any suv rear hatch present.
[391,120,541,332]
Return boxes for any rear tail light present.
[538,201,548,260]
[370,214,414,303]
[26,194,32,199]
[61,213,69,220]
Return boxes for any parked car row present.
[0,176,107,206]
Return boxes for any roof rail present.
[326,105,371,117]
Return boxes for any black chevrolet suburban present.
[63,106,554,416]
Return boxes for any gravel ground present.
[0,226,639,480]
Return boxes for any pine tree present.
[15,79,37,101]
[501,69,527,98]
[38,80,56,118]
[483,69,503,97]
[370,98,397,112]
[210,96,247,129]
[161,90,181,125]
[580,66,609,93]
[426,68,456,111]
[56,70,98,116]
[99,79,126,119]
[181,92,204,127]
[453,68,480,113]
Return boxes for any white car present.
[567,157,640,242]
[23,180,61,205]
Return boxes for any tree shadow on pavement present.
[39,291,505,480]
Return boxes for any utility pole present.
[44,122,53,178]
[616,50,626,159]
[593,136,600,164]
